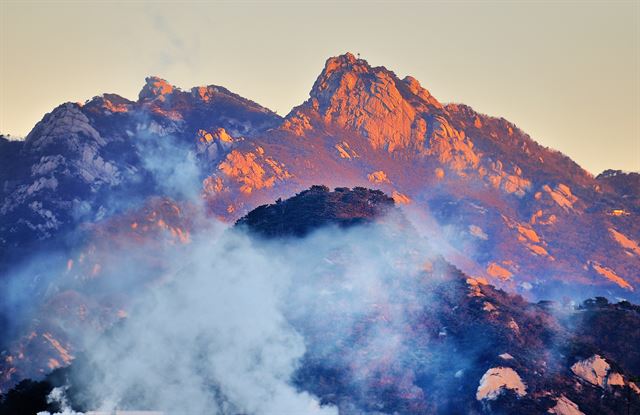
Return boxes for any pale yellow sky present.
[1,0,638,174]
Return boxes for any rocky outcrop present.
[304,53,441,153]
[138,76,175,102]
[548,396,585,415]
[195,127,238,161]
[609,228,640,256]
[476,367,527,400]
[218,147,291,194]
[367,170,390,184]
[589,262,633,291]
[571,355,611,388]
[24,103,105,152]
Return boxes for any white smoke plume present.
[77,223,336,414]
[37,386,83,415]
[35,208,453,415]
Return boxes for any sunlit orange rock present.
[608,228,640,256]
[281,110,312,136]
[202,176,225,195]
[543,183,578,211]
[426,116,479,173]
[42,333,73,365]
[590,261,633,291]
[368,170,390,184]
[517,224,540,243]
[487,160,531,196]
[392,191,411,205]
[527,244,552,259]
[486,262,513,280]
[530,210,557,226]
[138,76,174,101]
[335,141,358,159]
[218,149,291,194]
[609,209,630,217]
[192,85,223,102]
[308,53,443,152]
[101,95,130,113]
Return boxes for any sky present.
[1,0,638,174]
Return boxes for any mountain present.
[212,53,638,301]
[0,78,280,269]
[1,53,637,302]
[1,187,639,414]
[0,53,639,400]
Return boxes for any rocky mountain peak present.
[300,53,445,152]
[138,76,176,102]
[315,52,362,79]
[24,102,102,150]
[308,53,373,107]
[309,53,441,112]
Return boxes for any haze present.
[1,1,638,174]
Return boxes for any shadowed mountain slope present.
[1,187,639,415]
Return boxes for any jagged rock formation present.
[0,80,280,270]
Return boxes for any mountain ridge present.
[0,52,639,406]
[2,53,638,300]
